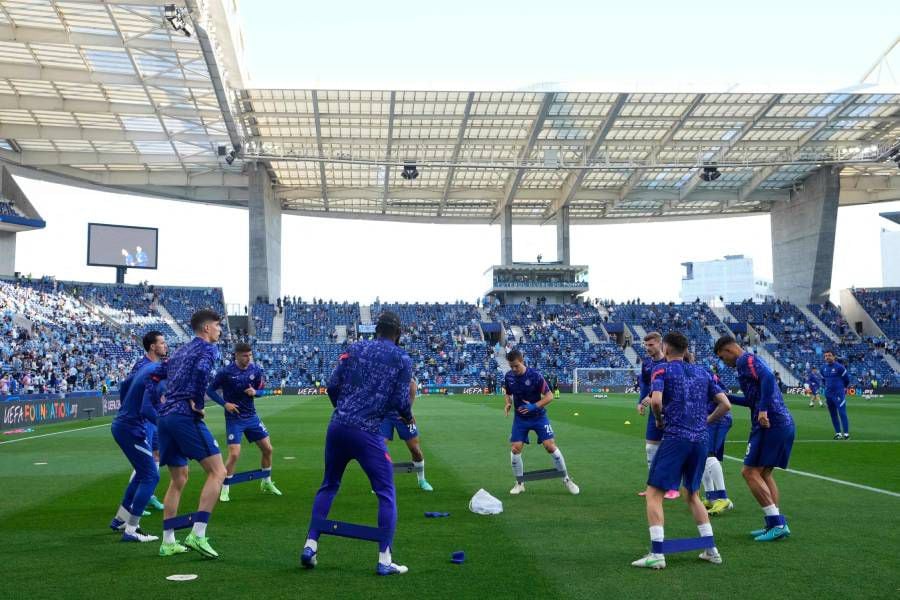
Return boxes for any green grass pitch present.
[1,393,898,599]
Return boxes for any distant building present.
[880,212,900,287]
[680,255,772,304]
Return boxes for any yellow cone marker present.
[624,420,631,425]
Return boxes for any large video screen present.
[87,223,158,270]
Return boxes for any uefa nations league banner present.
[1,392,108,430]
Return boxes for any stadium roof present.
[0,1,898,224]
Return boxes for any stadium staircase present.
[271,311,285,343]
[478,307,492,322]
[752,324,779,344]
[581,325,601,344]
[594,323,611,341]
[705,325,723,342]
[798,305,841,343]
[753,346,800,387]
[494,350,512,375]
[710,306,737,335]
[883,353,900,374]
[334,325,347,343]
[510,325,527,343]
[630,324,648,340]
[359,305,373,325]
[622,344,639,367]
[156,303,189,342]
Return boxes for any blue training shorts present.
[744,424,795,469]
[157,413,221,467]
[380,415,418,441]
[225,415,270,445]
[145,422,159,453]
[112,420,158,481]
[707,421,732,461]
[645,413,664,442]
[648,437,707,493]
[510,415,554,444]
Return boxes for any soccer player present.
[631,332,731,569]
[714,336,795,542]
[156,309,227,558]
[108,362,164,543]
[127,330,168,511]
[207,342,281,501]
[821,351,851,439]
[504,348,579,496]
[805,367,823,407]
[702,367,733,516]
[636,332,679,499]
[381,377,433,491]
[301,311,413,576]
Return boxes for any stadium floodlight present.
[164,4,193,37]
[401,162,419,180]
[700,165,721,182]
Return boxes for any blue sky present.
[11,0,900,306]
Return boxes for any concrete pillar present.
[0,231,15,276]
[500,202,513,265]
[556,205,570,265]
[248,167,281,306]
[770,166,840,305]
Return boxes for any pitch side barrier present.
[0,391,114,430]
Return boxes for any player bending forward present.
[207,342,282,501]
[381,377,433,491]
[632,332,731,569]
[715,336,795,542]
[504,349,579,495]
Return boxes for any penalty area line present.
[723,455,900,498]
[0,422,110,445]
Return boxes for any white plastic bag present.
[468,488,503,515]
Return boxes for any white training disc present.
[166,574,198,582]
[283,456,296,460]
[33,462,48,465]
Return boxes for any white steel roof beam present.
[437,91,475,217]
[677,94,783,204]
[381,91,395,214]
[0,124,225,143]
[311,89,328,211]
[0,63,213,89]
[543,92,628,220]
[491,92,556,220]
[615,94,705,205]
[736,94,861,203]
[0,23,188,52]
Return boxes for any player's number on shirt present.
[544,424,554,436]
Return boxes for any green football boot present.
[260,480,282,496]
[184,532,219,558]
[158,541,189,557]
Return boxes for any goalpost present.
[572,368,637,394]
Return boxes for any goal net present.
[572,368,637,394]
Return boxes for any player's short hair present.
[824,349,835,355]
[142,330,164,351]
[190,308,221,332]
[234,342,252,354]
[375,311,402,339]
[643,331,662,342]
[506,348,524,363]
[663,332,689,355]
[713,335,738,355]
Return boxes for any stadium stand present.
[727,300,899,388]
[2,274,898,395]
[852,289,900,339]
[0,201,17,216]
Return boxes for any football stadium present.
[1,1,899,598]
